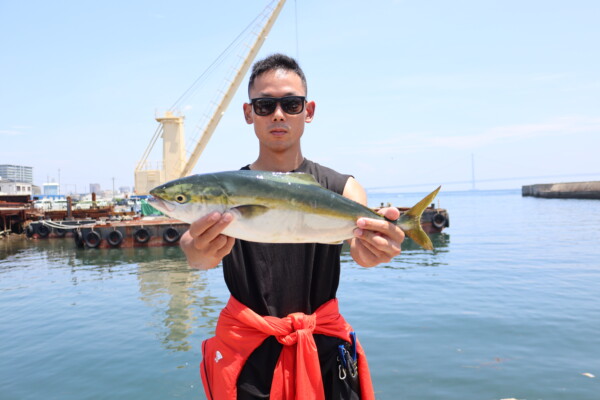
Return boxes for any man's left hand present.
[350,207,405,267]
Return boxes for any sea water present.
[1,189,599,399]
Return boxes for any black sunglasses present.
[250,96,306,116]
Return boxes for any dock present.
[27,217,189,249]
[0,204,41,235]
[24,204,449,249]
[522,181,600,200]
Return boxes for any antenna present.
[471,153,476,191]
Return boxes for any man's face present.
[243,69,315,152]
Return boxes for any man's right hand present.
[179,212,235,270]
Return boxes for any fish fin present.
[270,172,321,186]
[231,205,270,219]
[320,240,344,245]
[397,186,441,250]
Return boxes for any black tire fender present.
[432,213,447,229]
[37,224,50,238]
[163,227,180,243]
[107,230,124,247]
[134,228,151,244]
[74,231,85,248]
[85,230,102,248]
[54,228,67,238]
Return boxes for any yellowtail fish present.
[149,171,441,250]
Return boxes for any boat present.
[375,204,449,234]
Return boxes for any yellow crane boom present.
[134,0,287,195]
[180,0,287,177]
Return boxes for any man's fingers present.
[208,233,230,251]
[356,229,400,257]
[188,212,221,237]
[357,217,397,238]
[378,206,400,221]
[354,236,379,257]
[189,212,233,244]
[215,236,236,259]
[353,238,391,265]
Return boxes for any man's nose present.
[271,103,286,121]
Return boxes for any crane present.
[134,0,287,195]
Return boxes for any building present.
[100,189,114,199]
[0,165,33,184]
[0,178,33,195]
[43,182,59,195]
[90,183,101,194]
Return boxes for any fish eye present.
[174,194,188,204]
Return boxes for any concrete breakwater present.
[522,181,600,199]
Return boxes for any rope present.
[39,220,97,230]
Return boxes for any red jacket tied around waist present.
[200,296,375,400]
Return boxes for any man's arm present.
[179,212,235,270]
[343,177,405,267]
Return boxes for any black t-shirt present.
[222,158,352,317]
[222,159,361,399]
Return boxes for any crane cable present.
[137,1,279,169]
[169,1,278,112]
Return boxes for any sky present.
[1,0,599,196]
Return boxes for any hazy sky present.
[2,0,599,195]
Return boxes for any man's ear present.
[243,103,254,124]
[305,101,315,123]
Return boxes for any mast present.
[471,153,476,191]
[179,0,287,177]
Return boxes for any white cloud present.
[532,73,569,82]
[343,116,600,154]
[389,72,577,91]
[427,116,600,150]
[0,129,23,136]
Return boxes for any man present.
[180,54,404,399]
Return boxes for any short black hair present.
[248,53,307,97]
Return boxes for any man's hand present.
[180,212,235,270]
[350,206,405,267]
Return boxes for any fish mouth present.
[148,197,175,213]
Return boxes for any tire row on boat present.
[26,220,91,239]
[76,226,182,248]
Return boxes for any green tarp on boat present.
[140,199,163,216]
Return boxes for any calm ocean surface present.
[1,189,599,400]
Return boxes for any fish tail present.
[396,186,441,250]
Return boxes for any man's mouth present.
[270,126,288,136]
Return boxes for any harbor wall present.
[522,181,600,199]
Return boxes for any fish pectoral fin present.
[231,205,270,219]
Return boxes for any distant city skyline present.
[0,165,33,184]
[0,163,136,196]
